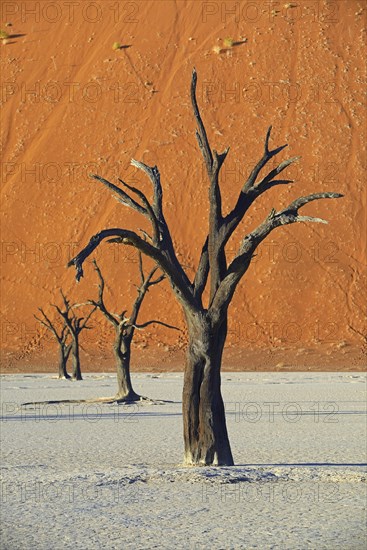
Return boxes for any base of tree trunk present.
[183,449,234,467]
[114,390,142,403]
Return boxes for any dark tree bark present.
[88,258,177,401]
[34,308,72,379]
[68,69,342,465]
[113,330,139,401]
[58,342,72,379]
[183,310,233,465]
[70,339,82,381]
[54,291,96,381]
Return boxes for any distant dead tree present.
[69,69,342,465]
[34,307,72,379]
[53,291,96,381]
[87,257,178,401]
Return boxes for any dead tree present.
[34,308,72,379]
[68,69,342,465]
[54,291,96,381]
[87,257,177,401]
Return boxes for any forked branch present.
[34,307,69,344]
[222,127,300,245]
[53,290,96,336]
[130,159,164,222]
[89,257,175,337]
[68,228,197,311]
[91,175,146,215]
[211,192,343,313]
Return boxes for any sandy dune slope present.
[1,1,366,370]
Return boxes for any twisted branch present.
[211,192,343,313]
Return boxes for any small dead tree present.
[34,308,72,379]
[88,257,177,401]
[54,291,96,381]
[69,70,342,465]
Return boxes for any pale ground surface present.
[1,372,366,550]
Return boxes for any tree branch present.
[77,305,96,332]
[53,303,75,336]
[65,342,72,361]
[130,160,164,222]
[85,260,119,326]
[193,236,209,298]
[211,192,343,314]
[91,174,146,215]
[148,273,165,286]
[80,155,198,310]
[243,126,289,193]
[59,289,70,312]
[60,324,70,344]
[68,229,161,281]
[68,228,197,311]
[256,157,300,191]
[134,320,180,331]
[137,252,145,285]
[191,67,213,173]
[34,308,62,342]
[118,178,161,245]
[191,69,230,301]
[222,128,298,245]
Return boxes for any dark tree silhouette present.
[54,291,96,381]
[34,307,72,379]
[88,257,177,401]
[69,69,342,465]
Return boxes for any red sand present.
[1,1,366,372]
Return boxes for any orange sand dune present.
[1,0,366,372]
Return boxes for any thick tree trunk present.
[71,339,82,381]
[182,313,234,466]
[114,332,140,401]
[58,345,71,379]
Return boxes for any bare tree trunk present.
[71,340,82,381]
[34,306,73,381]
[182,313,234,466]
[58,344,71,379]
[114,332,140,401]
